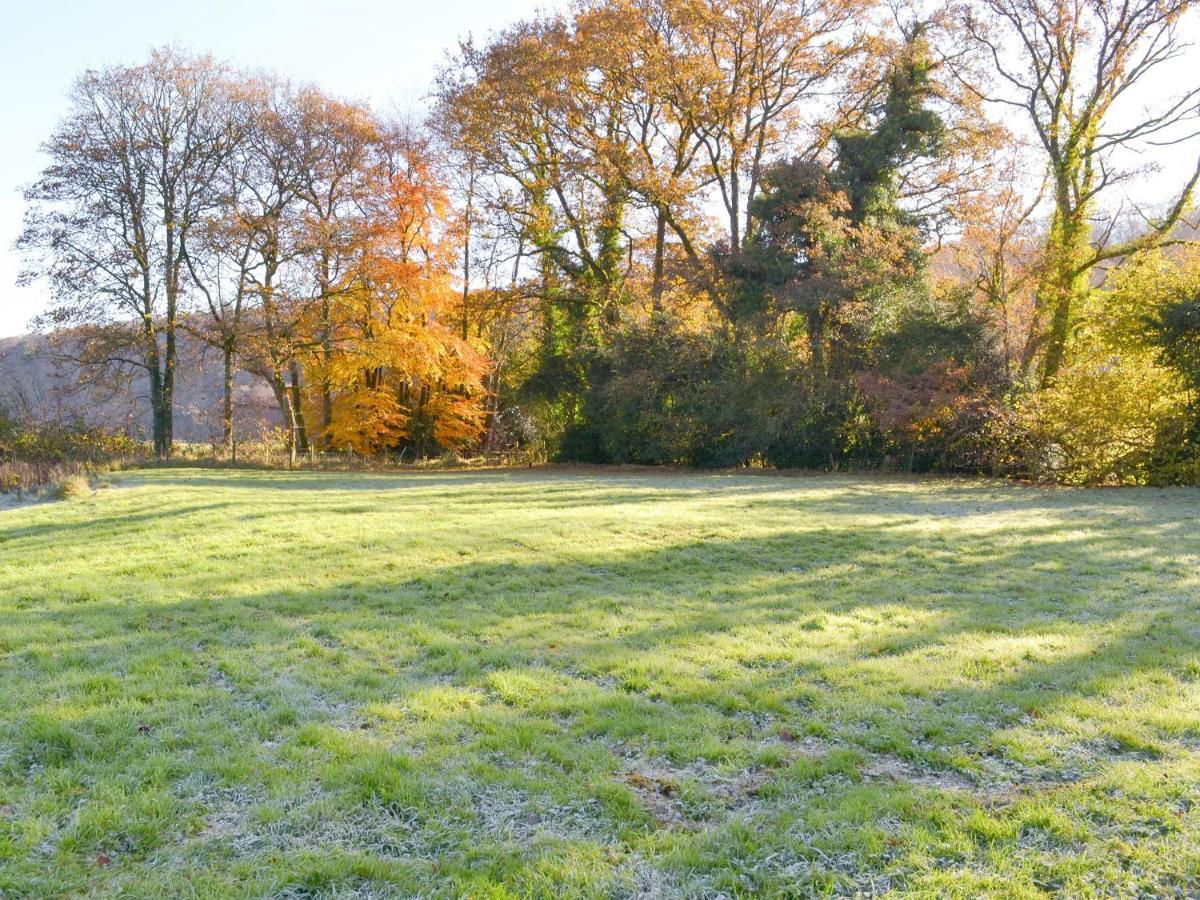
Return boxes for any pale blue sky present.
[1,2,1197,337]
[0,0,562,336]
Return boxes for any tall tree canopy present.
[13,1,1200,485]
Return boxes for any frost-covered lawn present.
[1,469,1198,896]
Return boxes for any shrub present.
[49,475,91,501]
[556,320,733,466]
[0,466,22,494]
[0,414,147,466]
[1004,254,1200,485]
[0,412,148,493]
[1017,348,1189,484]
[1,460,91,496]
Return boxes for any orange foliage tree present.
[318,128,490,455]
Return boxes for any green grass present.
[1,468,1198,897]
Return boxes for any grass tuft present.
[47,474,91,501]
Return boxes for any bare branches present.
[18,48,241,456]
[958,0,1200,381]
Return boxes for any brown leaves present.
[857,361,975,437]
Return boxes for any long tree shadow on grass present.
[2,488,1198,894]
[8,513,1195,759]
[0,501,237,545]
[113,467,1200,526]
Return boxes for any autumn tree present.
[939,149,1045,381]
[181,93,261,457]
[210,77,314,463]
[285,90,383,435]
[437,13,637,432]
[321,126,490,455]
[677,0,877,251]
[722,27,948,368]
[959,0,1200,385]
[19,48,239,457]
[435,0,885,444]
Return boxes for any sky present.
[1,1,1197,337]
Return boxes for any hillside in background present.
[0,330,280,443]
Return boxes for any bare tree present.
[18,48,238,457]
[181,121,257,458]
[958,0,1200,384]
[681,0,875,251]
[288,89,381,435]
[233,78,314,465]
[229,80,389,464]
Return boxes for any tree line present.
[16,0,1200,483]
[19,50,485,464]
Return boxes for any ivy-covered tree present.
[721,26,947,372]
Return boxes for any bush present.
[552,320,889,470]
[0,412,148,494]
[2,460,88,496]
[48,474,91,501]
[1016,348,1189,484]
[1000,256,1200,485]
[0,465,22,494]
[556,320,731,466]
[0,415,147,466]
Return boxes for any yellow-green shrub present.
[49,474,91,501]
[1019,348,1188,484]
[1019,247,1200,484]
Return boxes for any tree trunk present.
[461,181,472,341]
[222,344,235,457]
[144,325,169,458]
[162,193,178,460]
[268,367,305,468]
[1024,199,1092,386]
[319,249,335,435]
[729,166,741,251]
[652,205,666,305]
[161,328,175,458]
[320,295,334,436]
[289,360,310,452]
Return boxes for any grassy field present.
[1,468,1198,897]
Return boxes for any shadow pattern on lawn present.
[1,470,1198,896]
